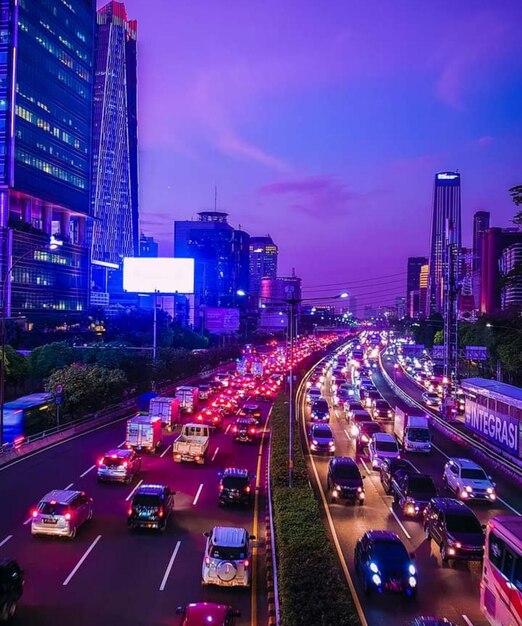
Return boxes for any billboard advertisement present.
[203,307,240,334]
[259,310,288,331]
[464,398,519,456]
[123,258,194,294]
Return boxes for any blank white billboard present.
[123,258,195,294]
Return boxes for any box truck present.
[126,415,163,453]
[394,407,431,453]
[149,397,180,431]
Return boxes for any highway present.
[300,342,521,626]
[0,373,271,625]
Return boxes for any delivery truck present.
[175,386,199,413]
[126,415,163,453]
[172,423,210,464]
[393,407,431,453]
[149,396,181,431]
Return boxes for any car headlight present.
[312,440,318,446]
[486,487,494,494]
[328,441,335,448]
[388,410,393,417]
[409,576,417,588]
[369,562,379,573]
[372,574,382,586]
[465,485,473,493]
[408,564,416,576]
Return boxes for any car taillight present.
[205,556,211,565]
[245,486,251,493]
[122,461,128,469]
[64,512,72,521]
[213,417,219,422]
[244,559,250,568]
[232,426,238,433]
[219,484,224,491]
[32,509,38,518]
[128,507,133,516]
[158,507,164,518]
[249,428,256,434]
[197,415,202,421]
[97,457,104,466]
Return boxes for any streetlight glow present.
[236,289,246,297]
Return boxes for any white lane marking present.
[389,506,412,540]
[64,482,74,490]
[159,541,181,591]
[117,440,126,448]
[224,423,231,435]
[344,428,351,439]
[80,464,96,478]
[211,447,219,462]
[23,517,32,526]
[360,458,371,475]
[125,479,143,502]
[462,616,475,626]
[0,535,12,549]
[62,535,102,586]
[192,483,204,506]
[160,444,171,458]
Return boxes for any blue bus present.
[2,393,53,444]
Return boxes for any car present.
[422,392,441,407]
[354,530,417,597]
[368,433,400,469]
[355,421,383,452]
[306,386,322,404]
[344,401,365,419]
[31,490,93,539]
[215,372,230,387]
[239,403,262,421]
[0,559,24,623]
[218,468,253,507]
[372,399,393,420]
[327,457,365,505]
[380,458,418,494]
[309,423,335,454]
[176,603,241,626]
[391,472,438,517]
[442,458,496,502]
[212,395,237,415]
[127,484,175,532]
[363,390,381,409]
[96,449,141,484]
[310,398,330,422]
[253,386,275,401]
[232,417,259,443]
[197,383,212,400]
[349,411,374,438]
[195,407,224,430]
[423,498,485,565]
[201,526,254,587]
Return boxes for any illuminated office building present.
[249,235,278,296]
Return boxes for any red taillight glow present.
[219,484,224,491]
[97,457,104,466]
[64,512,72,521]
[32,509,38,518]
[128,507,132,516]
[245,486,251,493]
[249,428,256,434]
[244,559,250,568]
[232,426,238,433]
[158,507,164,518]
[122,461,128,469]
[205,556,211,566]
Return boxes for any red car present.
[176,603,240,625]
[195,407,223,429]
[212,395,237,415]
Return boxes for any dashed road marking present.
[125,479,143,502]
[211,447,219,462]
[63,535,102,586]
[159,541,181,591]
[80,464,96,478]
[389,506,412,540]
[192,483,204,506]
[0,535,12,549]
[64,482,74,490]
[160,444,171,458]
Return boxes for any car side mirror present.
[203,531,210,538]
[250,534,256,540]
[176,606,184,614]
[488,475,493,481]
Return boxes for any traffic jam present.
[0,334,336,626]
[301,330,522,626]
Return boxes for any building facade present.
[472,211,490,309]
[500,243,522,311]
[139,233,158,257]
[0,0,96,319]
[248,235,278,296]
[91,1,138,266]
[428,172,462,314]
[406,256,428,317]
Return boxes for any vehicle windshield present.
[375,401,389,409]
[371,541,408,565]
[445,513,482,534]
[314,427,332,438]
[408,428,430,442]
[376,441,398,453]
[362,424,381,435]
[133,494,160,508]
[461,469,488,480]
[314,401,329,410]
[222,476,247,490]
[38,502,69,515]
[210,546,246,560]
[408,477,436,495]
[334,464,360,479]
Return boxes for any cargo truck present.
[172,423,210,464]
[393,407,431,453]
[149,397,180,431]
[175,386,199,413]
[126,415,163,453]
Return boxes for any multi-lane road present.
[300,343,521,626]
[0,379,271,625]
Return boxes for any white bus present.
[481,515,522,626]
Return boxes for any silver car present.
[202,526,254,587]
[97,449,141,484]
[31,490,93,539]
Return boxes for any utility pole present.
[288,298,295,488]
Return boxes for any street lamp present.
[0,233,62,446]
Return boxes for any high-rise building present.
[347,295,357,318]
[249,235,278,296]
[140,233,158,258]
[395,296,407,319]
[406,256,428,317]
[472,211,490,309]
[91,1,139,266]
[500,243,522,311]
[0,0,96,319]
[428,172,462,314]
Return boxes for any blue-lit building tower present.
[0,0,95,319]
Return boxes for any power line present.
[302,271,407,290]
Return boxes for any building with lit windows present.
[0,0,95,319]
[472,211,490,311]
[139,233,158,258]
[500,243,522,311]
[406,256,428,317]
[248,235,278,296]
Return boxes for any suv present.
[327,457,365,505]
[372,399,393,420]
[127,484,175,532]
[232,417,259,443]
[201,526,254,587]
[309,423,335,455]
[311,399,330,422]
[195,407,224,430]
[0,559,23,623]
[380,458,417,494]
[368,433,400,469]
[442,458,496,502]
[218,468,253,507]
[354,530,417,597]
[31,490,93,539]
[97,449,141,484]
[423,498,485,565]
[391,472,438,517]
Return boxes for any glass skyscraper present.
[249,235,278,296]
[91,1,138,266]
[0,0,95,318]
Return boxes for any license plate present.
[43,518,58,524]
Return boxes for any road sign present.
[55,396,63,406]
[402,344,425,357]
[465,346,488,361]
[431,345,445,360]
[55,384,63,394]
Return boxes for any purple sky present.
[105,0,522,308]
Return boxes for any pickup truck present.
[172,423,210,465]
[391,471,438,517]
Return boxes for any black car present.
[128,484,175,532]
[423,498,485,565]
[379,458,417,494]
[0,559,23,623]
[327,457,365,505]
[391,473,438,517]
[218,468,253,507]
[354,530,417,597]
[232,417,259,443]
[311,399,330,422]
[372,399,393,420]
[355,421,382,452]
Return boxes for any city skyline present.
[108,0,522,300]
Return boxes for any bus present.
[2,392,53,444]
[481,515,522,626]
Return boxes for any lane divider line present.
[80,464,96,478]
[389,506,412,540]
[344,428,351,440]
[117,440,126,448]
[0,535,13,549]
[211,446,219,462]
[192,483,204,506]
[462,615,475,626]
[159,541,181,591]
[23,517,31,526]
[224,423,231,435]
[63,535,102,586]
[160,444,171,458]
[125,479,143,502]
[64,482,74,490]
[360,458,371,475]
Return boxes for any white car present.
[202,526,254,587]
[368,433,400,469]
[306,386,322,404]
[422,391,441,407]
[442,458,496,502]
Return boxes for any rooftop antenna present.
[214,184,217,211]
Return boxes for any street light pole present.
[288,298,295,488]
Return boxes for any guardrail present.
[378,352,522,480]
